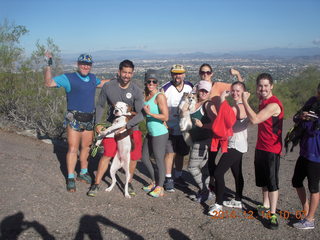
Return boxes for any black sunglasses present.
[200,71,212,75]
[146,80,158,84]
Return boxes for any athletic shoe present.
[208,203,223,216]
[268,214,279,230]
[223,199,243,209]
[164,177,175,192]
[174,176,188,187]
[67,178,76,192]
[293,219,315,230]
[128,183,136,196]
[87,184,99,197]
[143,183,155,193]
[149,186,164,198]
[76,173,92,184]
[256,205,270,217]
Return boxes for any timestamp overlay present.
[210,210,307,220]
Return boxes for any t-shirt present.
[53,72,101,93]
[95,79,144,130]
[160,81,193,135]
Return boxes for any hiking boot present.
[87,184,99,197]
[223,199,243,209]
[143,183,155,193]
[67,178,76,192]
[293,219,315,230]
[268,214,279,230]
[128,183,136,197]
[149,186,164,198]
[256,205,270,217]
[174,176,188,187]
[76,173,92,184]
[208,203,223,216]
[164,177,175,192]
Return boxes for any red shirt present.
[256,96,284,154]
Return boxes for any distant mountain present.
[62,47,320,62]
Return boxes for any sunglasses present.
[200,71,212,75]
[146,80,158,84]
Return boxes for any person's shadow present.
[74,214,144,240]
[0,212,55,240]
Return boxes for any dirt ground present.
[0,120,319,239]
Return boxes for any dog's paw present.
[105,187,112,192]
[125,194,131,199]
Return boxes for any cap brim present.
[171,70,186,73]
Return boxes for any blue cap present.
[77,54,93,64]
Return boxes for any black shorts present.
[292,156,320,193]
[166,134,190,156]
[254,149,280,192]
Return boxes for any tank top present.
[144,92,168,137]
[189,102,213,142]
[228,118,249,153]
[256,95,284,154]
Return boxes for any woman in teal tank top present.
[141,70,169,198]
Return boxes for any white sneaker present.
[223,199,242,209]
[208,203,223,216]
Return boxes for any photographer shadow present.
[0,212,54,240]
[74,214,144,240]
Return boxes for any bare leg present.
[296,187,310,215]
[165,153,175,175]
[262,187,270,208]
[79,130,93,170]
[66,126,80,176]
[129,160,137,183]
[174,154,184,172]
[306,192,319,222]
[268,190,279,214]
[95,156,112,185]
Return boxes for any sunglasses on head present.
[146,80,158,84]
[200,71,212,75]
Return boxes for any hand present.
[193,118,203,127]
[242,92,250,101]
[230,68,240,76]
[96,125,105,134]
[45,51,52,58]
[220,90,230,102]
[143,104,151,115]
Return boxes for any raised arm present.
[97,78,110,88]
[242,92,281,124]
[230,68,244,82]
[44,52,57,87]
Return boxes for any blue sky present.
[1,0,320,55]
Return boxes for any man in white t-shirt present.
[160,64,193,192]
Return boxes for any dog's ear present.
[183,92,189,98]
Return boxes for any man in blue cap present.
[44,52,109,192]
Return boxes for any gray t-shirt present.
[95,79,144,130]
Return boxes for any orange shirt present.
[209,82,231,99]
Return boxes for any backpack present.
[284,97,320,154]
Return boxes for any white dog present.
[95,101,133,198]
[179,92,197,146]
